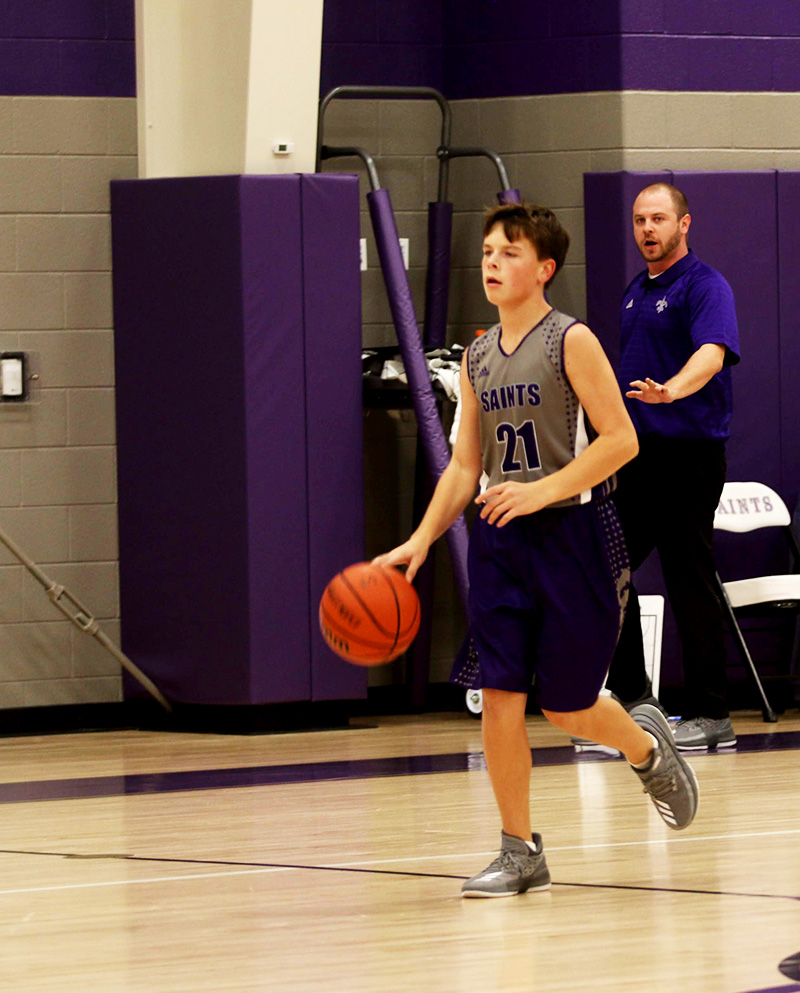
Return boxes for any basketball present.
[319,561,421,666]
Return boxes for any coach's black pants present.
[606,435,730,719]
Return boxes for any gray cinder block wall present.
[0,96,137,708]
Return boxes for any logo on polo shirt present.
[625,299,633,309]
[656,296,669,313]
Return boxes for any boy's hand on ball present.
[320,562,420,666]
[476,481,550,526]
[373,538,427,583]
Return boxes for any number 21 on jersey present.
[496,420,541,474]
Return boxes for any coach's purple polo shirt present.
[618,250,740,442]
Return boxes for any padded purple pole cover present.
[423,201,453,349]
[368,188,470,607]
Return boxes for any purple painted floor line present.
[0,728,798,805]
[0,752,489,804]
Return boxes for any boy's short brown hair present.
[483,203,570,289]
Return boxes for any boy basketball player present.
[374,203,698,898]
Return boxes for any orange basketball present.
[319,562,421,666]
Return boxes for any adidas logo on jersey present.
[477,366,490,378]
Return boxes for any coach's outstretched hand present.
[626,377,674,403]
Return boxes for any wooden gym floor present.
[1,710,799,993]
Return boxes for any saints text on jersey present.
[480,381,541,412]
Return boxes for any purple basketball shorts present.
[460,499,629,712]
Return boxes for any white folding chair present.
[637,594,665,700]
[714,481,800,722]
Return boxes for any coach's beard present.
[639,227,682,263]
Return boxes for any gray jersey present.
[466,309,614,508]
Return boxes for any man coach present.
[605,182,741,751]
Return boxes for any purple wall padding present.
[584,171,669,369]
[586,170,784,508]
[0,0,135,96]
[676,172,781,509]
[584,169,796,690]
[236,176,312,705]
[675,172,784,595]
[112,176,252,704]
[111,174,365,706]
[300,174,366,701]
[777,173,800,513]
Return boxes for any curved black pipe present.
[319,145,381,191]
[437,146,515,197]
[317,85,451,199]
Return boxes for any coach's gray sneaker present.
[461,831,551,898]
[624,692,669,719]
[630,703,699,831]
[673,716,736,750]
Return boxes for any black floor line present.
[2,847,800,901]
[3,846,798,993]
[0,847,465,881]
[555,879,800,903]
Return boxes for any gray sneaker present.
[630,703,699,831]
[461,831,551,898]
[673,716,736,751]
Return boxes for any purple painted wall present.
[0,0,135,96]
[321,0,800,98]
[320,0,442,95]
[4,0,798,100]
